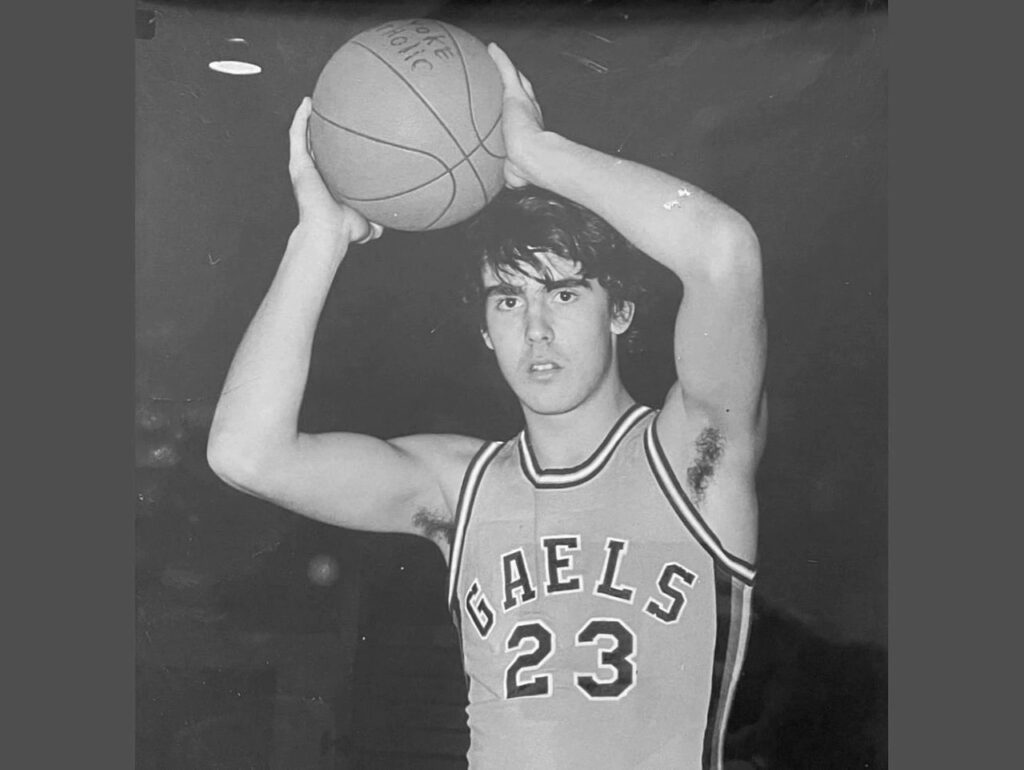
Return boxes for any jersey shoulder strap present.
[447,439,504,610]
[643,418,757,585]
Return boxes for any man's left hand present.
[487,43,545,189]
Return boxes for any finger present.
[518,71,536,101]
[487,42,518,88]
[288,97,314,174]
[489,43,537,112]
[517,73,543,125]
[504,168,529,189]
[355,221,384,245]
[288,97,311,147]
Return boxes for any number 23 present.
[504,618,637,700]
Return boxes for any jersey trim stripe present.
[701,568,753,768]
[447,440,504,611]
[701,568,732,768]
[518,403,654,488]
[713,578,753,768]
[643,422,756,585]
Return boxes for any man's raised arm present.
[488,44,766,559]
[207,98,475,538]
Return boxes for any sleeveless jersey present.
[447,404,755,770]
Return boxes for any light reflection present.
[208,60,262,75]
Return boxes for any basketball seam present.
[439,21,504,213]
[352,39,490,203]
[421,119,502,228]
[345,116,501,201]
[439,21,504,162]
[311,107,456,227]
[311,108,499,204]
[312,107,453,199]
[424,188,457,230]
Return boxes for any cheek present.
[572,306,615,342]
[483,318,519,357]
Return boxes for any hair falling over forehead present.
[461,185,648,313]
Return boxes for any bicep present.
[671,228,767,431]
[241,431,450,536]
[656,229,767,543]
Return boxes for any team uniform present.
[447,404,755,770]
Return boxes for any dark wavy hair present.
[460,186,648,324]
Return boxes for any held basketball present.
[309,19,506,232]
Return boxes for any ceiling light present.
[208,60,262,76]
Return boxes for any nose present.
[525,301,553,344]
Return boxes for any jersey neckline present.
[517,403,654,489]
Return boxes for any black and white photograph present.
[135,1,888,767]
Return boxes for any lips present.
[526,360,562,379]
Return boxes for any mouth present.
[526,360,562,379]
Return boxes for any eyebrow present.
[482,277,591,299]
[482,282,523,299]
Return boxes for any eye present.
[494,296,521,311]
[554,290,578,303]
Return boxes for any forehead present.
[481,250,585,287]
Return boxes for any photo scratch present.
[560,51,609,74]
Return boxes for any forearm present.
[208,225,349,468]
[522,132,756,278]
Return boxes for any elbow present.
[726,213,760,255]
[206,433,267,492]
[707,215,762,283]
[206,436,244,487]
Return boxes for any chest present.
[457,460,718,632]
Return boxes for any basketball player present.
[208,44,766,769]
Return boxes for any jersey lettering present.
[594,538,636,603]
[542,535,583,594]
[643,563,698,623]
[471,538,703,616]
[465,580,495,638]
[501,548,538,611]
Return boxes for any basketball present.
[309,19,506,232]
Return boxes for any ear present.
[481,328,494,350]
[610,301,635,335]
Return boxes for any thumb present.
[354,221,385,245]
[487,42,517,87]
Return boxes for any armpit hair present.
[686,427,724,503]
[413,508,455,547]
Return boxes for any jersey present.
[447,404,756,770]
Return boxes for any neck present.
[522,382,636,469]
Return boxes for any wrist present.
[516,130,575,189]
[286,222,351,268]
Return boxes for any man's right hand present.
[288,97,383,246]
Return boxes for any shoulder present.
[391,432,492,471]
[388,433,500,560]
[390,433,494,514]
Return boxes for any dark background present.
[135,1,887,767]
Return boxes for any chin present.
[522,401,574,418]
[515,385,586,418]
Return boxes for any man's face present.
[481,251,634,417]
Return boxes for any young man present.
[208,44,766,770]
